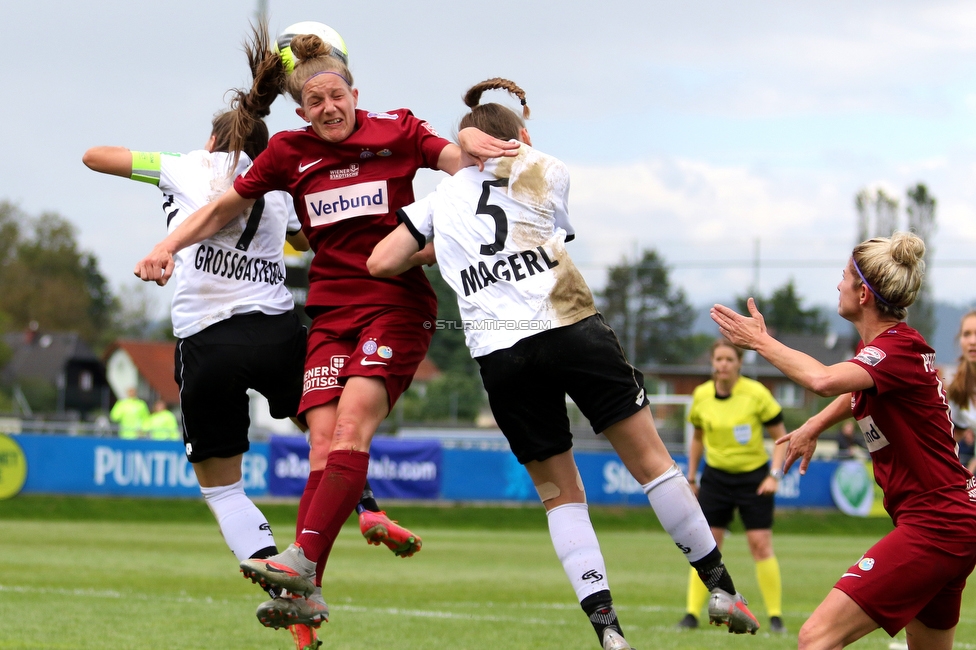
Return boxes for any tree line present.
[0,202,165,356]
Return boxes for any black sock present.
[580,590,623,644]
[250,546,281,598]
[690,547,736,594]
[356,479,380,514]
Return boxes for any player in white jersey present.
[369,78,761,649]
[83,24,323,650]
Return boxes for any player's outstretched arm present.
[82,146,133,178]
[134,188,254,285]
[712,298,874,396]
[368,223,423,278]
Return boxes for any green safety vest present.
[110,398,150,439]
[144,410,180,441]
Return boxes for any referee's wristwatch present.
[770,469,785,481]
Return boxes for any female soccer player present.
[712,232,976,650]
[947,310,976,472]
[84,24,326,650]
[368,78,761,649]
[678,339,787,633]
[133,34,517,629]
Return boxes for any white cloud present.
[561,156,976,307]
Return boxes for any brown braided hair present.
[458,77,530,141]
[212,23,285,169]
[283,33,355,105]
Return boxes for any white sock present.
[200,479,276,561]
[547,502,610,602]
[642,464,716,563]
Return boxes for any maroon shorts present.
[298,304,434,416]
[833,524,976,636]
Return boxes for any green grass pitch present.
[0,497,973,649]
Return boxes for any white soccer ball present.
[275,21,349,73]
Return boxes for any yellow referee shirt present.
[688,376,783,474]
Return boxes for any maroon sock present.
[297,450,369,563]
[296,470,323,540]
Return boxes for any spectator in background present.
[679,338,788,634]
[947,309,976,472]
[835,420,865,459]
[144,400,180,441]
[110,387,149,439]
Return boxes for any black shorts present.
[698,464,774,530]
[176,311,307,463]
[476,314,648,465]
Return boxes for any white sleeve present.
[398,192,435,248]
[156,152,186,195]
[280,192,302,234]
[951,401,975,429]
[549,160,575,242]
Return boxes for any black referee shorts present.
[698,463,775,530]
[476,314,649,465]
[175,311,307,462]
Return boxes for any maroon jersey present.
[848,322,976,536]
[235,109,447,314]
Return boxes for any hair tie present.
[851,257,892,307]
[302,70,351,92]
[520,98,527,106]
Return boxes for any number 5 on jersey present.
[476,179,509,255]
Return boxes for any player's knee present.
[307,426,334,457]
[797,618,826,650]
[535,471,586,508]
[308,445,330,469]
[331,416,369,451]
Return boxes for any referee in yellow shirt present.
[678,339,788,634]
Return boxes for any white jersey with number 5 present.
[398,143,596,357]
[153,151,298,338]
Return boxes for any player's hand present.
[778,422,820,476]
[710,298,767,350]
[757,475,779,495]
[134,244,175,286]
[458,127,520,171]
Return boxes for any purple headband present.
[302,70,351,92]
[851,257,892,307]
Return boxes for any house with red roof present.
[103,340,179,408]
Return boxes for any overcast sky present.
[3,0,976,321]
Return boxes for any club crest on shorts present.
[362,340,378,355]
[378,346,393,359]
[857,557,875,571]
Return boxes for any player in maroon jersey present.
[135,33,517,629]
[711,231,976,650]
